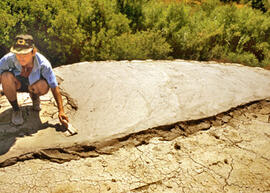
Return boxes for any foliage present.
[0,0,85,65]
[110,30,172,60]
[0,0,269,67]
[0,0,132,65]
[142,0,270,67]
[75,0,131,61]
[116,0,149,30]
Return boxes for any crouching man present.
[0,34,68,126]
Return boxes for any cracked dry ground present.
[0,96,270,193]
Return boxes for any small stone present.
[174,143,181,150]
[221,115,232,123]
[211,119,223,127]
[197,121,211,130]
[252,114,258,118]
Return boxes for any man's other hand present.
[58,111,69,127]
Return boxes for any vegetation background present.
[0,0,269,67]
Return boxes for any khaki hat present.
[10,34,35,54]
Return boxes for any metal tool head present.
[63,120,78,136]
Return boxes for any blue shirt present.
[0,52,58,88]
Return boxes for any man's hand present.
[0,89,3,97]
[51,86,69,127]
[0,82,3,97]
[58,111,69,128]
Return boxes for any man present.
[0,34,68,126]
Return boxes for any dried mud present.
[0,91,270,192]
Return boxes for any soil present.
[0,96,270,193]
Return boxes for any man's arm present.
[51,86,69,125]
[0,75,3,97]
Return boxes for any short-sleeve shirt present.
[0,52,58,88]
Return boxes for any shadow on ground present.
[0,106,64,155]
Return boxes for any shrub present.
[109,30,172,60]
[216,5,270,66]
[142,1,191,58]
[141,0,270,66]
[0,0,85,65]
[0,0,269,67]
[0,1,17,54]
[0,0,131,65]
[78,0,131,61]
[225,52,259,66]
[116,0,149,30]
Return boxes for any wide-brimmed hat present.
[10,34,35,54]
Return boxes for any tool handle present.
[62,119,78,135]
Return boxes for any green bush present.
[226,52,259,66]
[0,0,132,65]
[0,0,23,54]
[0,0,269,67]
[116,0,149,30]
[142,1,190,39]
[78,0,131,61]
[213,4,270,66]
[142,0,270,67]
[109,30,172,60]
[0,0,85,65]
[142,0,226,60]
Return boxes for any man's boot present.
[11,109,24,125]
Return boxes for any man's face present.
[15,51,35,67]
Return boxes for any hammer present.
[62,119,78,136]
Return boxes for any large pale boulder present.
[55,60,270,137]
[0,60,270,166]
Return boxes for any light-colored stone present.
[1,60,270,175]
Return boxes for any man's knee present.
[1,71,15,81]
[29,80,49,95]
[1,72,21,90]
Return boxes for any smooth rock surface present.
[1,60,270,166]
